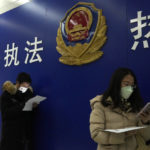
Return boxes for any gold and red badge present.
[56,2,107,65]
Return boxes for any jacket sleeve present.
[89,101,126,145]
[1,92,25,120]
[137,120,150,143]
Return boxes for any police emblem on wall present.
[56,2,107,65]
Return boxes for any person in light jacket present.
[89,68,150,150]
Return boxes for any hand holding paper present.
[22,95,46,111]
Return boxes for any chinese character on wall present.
[130,11,150,50]
[4,37,44,67]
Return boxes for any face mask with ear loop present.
[18,87,28,93]
[121,86,134,99]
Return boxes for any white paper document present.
[104,126,147,133]
[22,95,46,111]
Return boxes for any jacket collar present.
[2,81,17,95]
[2,81,33,95]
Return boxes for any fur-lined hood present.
[2,81,17,95]
[2,81,33,95]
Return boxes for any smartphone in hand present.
[138,103,150,114]
[137,102,150,123]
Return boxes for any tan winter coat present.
[89,95,150,150]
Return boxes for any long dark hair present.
[101,68,144,112]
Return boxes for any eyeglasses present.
[122,81,136,89]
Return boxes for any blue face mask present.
[121,86,133,99]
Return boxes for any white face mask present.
[121,86,133,99]
[19,87,28,93]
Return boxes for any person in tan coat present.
[89,68,150,150]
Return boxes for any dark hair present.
[16,72,32,84]
[101,68,144,112]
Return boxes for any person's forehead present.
[21,82,30,85]
[122,74,134,82]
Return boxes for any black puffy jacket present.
[0,81,34,150]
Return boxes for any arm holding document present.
[90,95,126,146]
[23,95,46,111]
[136,102,150,143]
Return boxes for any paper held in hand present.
[22,95,46,111]
[104,126,147,133]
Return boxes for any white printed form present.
[104,126,147,133]
[22,95,46,111]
